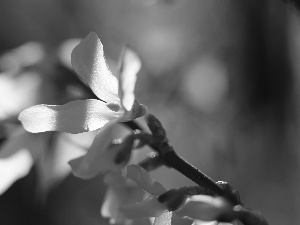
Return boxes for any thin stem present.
[163,150,236,204]
[131,130,239,205]
[129,115,239,205]
[164,150,219,191]
[162,150,239,205]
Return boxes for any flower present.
[0,126,93,195]
[120,165,233,225]
[18,32,147,178]
[19,32,146,134]
[120,164,171,225]
[0,128,45,195]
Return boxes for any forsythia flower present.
[18,32,147,178]
[19,32,146,134]
[121,164,172,225]
[121,165,233,225]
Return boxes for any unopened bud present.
[158,188,187,211]
[145,114,167,140]
[129,101,148,120]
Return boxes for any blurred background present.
[0,0,300,224]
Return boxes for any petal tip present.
[18,106,47,133]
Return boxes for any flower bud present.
[158,188,187,211]
[126,100,148,120]
[145,114,167,140]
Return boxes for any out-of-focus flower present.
[120,164,171,225]
[121,165,234,225]
[0,127,92,196]
[181,57,229,113]
[57,38,81,69]
[0,42,45,71]
[0,128,47,194]
[19,32,146,134]
[0,71,42,120]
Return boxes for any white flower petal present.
[127,164,167,196]
[68,121,118,178]
[0,149,33,195]
[19,99,122,134]
[101,171,146,224]
[118,46,141,111]
[176,195,232,221]
[120,196,167,219]
[101,186,127,224]
[71,32,119,103]
[154,211,172,225]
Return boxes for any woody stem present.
[131,131,238,205]
[162,149,239,205]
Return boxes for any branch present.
[131,114,240,205]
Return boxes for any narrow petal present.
[71,32,120,103]
[118,46,141,111]
[101,171,146,224]
[127,164,166,195]
[175,195,232,221]
[19,99,122,134]
[120,196,167,219]
[101,186,129,225]
[154,211,172,225]
[68,121,118,178]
